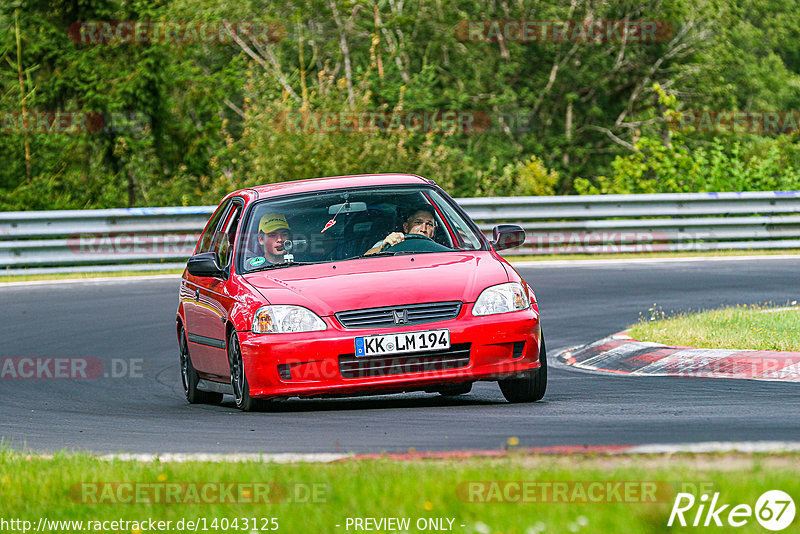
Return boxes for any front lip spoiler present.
[195,361,540,400]
[247,362,540,399]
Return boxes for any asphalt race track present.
[1,257,799,454]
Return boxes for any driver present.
[257,213,291,264]
[365,208,437,255]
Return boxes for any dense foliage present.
[1,0,800,209]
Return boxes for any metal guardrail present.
[464,191,800,255]
[2,191,799,274]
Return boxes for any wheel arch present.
[228,302,255,334]
[176,315,185,348]
[225,320,237,345]
[176,297,188,342]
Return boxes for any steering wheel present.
[383,234,433,251]
[402,233,433,241]
[385,233,452,253]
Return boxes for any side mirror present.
[491,224,526,251]
[187,252,227,278]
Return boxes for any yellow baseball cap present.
[258,213,290,234]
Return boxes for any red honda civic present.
[177,173,545,411]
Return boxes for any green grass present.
[629,303,800,351]
[2,451,800,533]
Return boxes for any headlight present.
[472,282,530,316]
[252,305,327,333]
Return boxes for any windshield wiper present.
[247,261,317,272]
[349,251,396,259]
[342,250,430,261]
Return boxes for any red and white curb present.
[348,441,800,460]
[15,442,800,463]
[558,333,800,382]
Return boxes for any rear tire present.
[499,333,547,403]
[179,325,223,405]
[228,329,269,412]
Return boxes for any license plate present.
[354,329,450,357]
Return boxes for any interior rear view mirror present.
[328,201,367,215]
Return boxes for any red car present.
[177,174,545,411]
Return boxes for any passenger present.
[257,213,291,264]
[365,209,437,255]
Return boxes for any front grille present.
[336,301,462,329]
[339,343,471,379]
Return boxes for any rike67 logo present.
[668,490,795,531]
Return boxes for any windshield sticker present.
[249,256,266,267]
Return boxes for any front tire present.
[179,325,223,405]
[228,329,268,412]
[499,333,547,403]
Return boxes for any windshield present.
[238,186,486,272]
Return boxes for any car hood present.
[243,252,509,316]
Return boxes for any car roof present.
[242,173,433,199]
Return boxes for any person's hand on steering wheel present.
[380,231,405,249]
[383,232,435,251]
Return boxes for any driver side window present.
[216,204,242,268]
[433,200,482,250]
[197,200,232,254]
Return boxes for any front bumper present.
[238,303,540,399]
